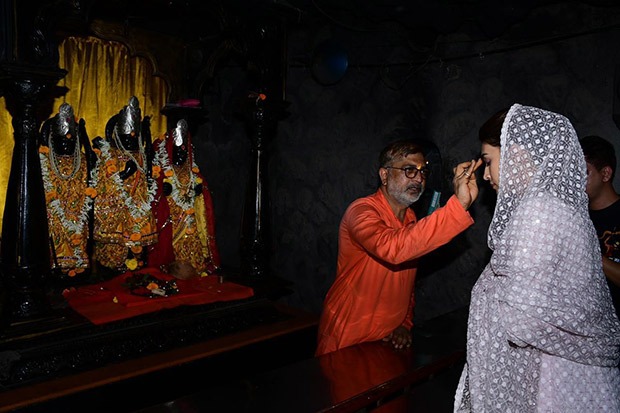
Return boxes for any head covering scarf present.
[488,103,588,249]
[455,104,620,412]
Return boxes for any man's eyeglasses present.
[384,165,430,179]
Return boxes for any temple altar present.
[0,278,318,412]
[0,2,302,411]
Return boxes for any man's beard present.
[390,183,425,206]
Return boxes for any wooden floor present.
[397,360,465,413]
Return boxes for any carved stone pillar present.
[0,66,66,323]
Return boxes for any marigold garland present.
[98,139,158,223]
[39,146,100,271]
[153,138,200,229]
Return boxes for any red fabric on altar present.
[147,135,222,273]
[64,268,254,325]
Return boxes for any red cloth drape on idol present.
[147,119,221,277]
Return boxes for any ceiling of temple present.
[72,0,620,86]
[86,0,620,40]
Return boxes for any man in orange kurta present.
[316,140,482,356]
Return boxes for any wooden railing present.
[136,308,468,413]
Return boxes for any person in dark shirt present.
[580,135,620,318]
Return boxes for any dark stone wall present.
[192,2,620,323]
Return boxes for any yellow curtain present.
[0,36,168,232]
[57,36,168,140]
[0,97,13,234]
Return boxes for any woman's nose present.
[483,166,490,181]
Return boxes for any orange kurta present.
[316,189,474,356]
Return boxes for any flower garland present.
[98,139,158,223]
[153,139,202,229]
[112,124,147,174]
[47,130,81,180]
[39,146,99,273]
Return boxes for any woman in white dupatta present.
[454,104,620,412]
